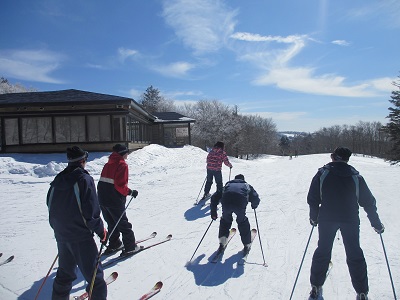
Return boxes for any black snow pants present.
[205,169,223,195]
[53,239,107,300]
[310,221,368,294]
[101,205,136,251]
[219,205,251,245]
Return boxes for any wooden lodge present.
[0,89,195,153]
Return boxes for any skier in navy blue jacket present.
[307,147,384,300]
[47,146,107,300]
[210,174,260,255]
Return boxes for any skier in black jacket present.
[210,174,260,254]
[307,147,384,300]
[47,146,107,300]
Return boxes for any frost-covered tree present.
[0,77,37,94]
[382,75,400,164]
[180,99,277,156]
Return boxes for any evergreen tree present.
[140,85,163,113]
[382,75,400,164]
[279,135,291,156]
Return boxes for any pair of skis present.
[211,228,257,264]
[102,233,172,267]
[102,232,158,257]
[70,272,162,300]
[0,253,14,266]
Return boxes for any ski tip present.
[151,232,157,237]
[251,228,257,233]
[110,271,118,279]
[155,281,163,289]
[231,228,237,233]
[166,234,172,239]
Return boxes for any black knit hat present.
[332,147,352,161]
[67,146,88,163]
[235,174,245,180]
[113,144,129,156]
[214,141,225,149]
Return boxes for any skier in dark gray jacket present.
[307,147,384,300]
[210,174,260,254]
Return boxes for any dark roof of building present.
[0,89,133,105]
[152,112,195,123]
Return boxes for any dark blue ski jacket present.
[307,162,381,227]
[211,179,260,214]
[47,165,104,242]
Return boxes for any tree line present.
[2,76,400,164]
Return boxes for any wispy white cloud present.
[161,0,237,55]
[0,49,65,84]
[347,0,400,28]
[230,31,389,97]
[331,40,350,46]
[152,61,195,78]
[118,47,139,62]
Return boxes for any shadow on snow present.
[185,252,244,287]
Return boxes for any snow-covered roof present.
[152,112,195,123]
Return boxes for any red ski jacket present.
[98,152,130,197]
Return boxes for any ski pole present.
[34,254,59,300]
[289,225,315,300]
[194,176,207,205]
[379,233,397,300]
[88,194,136,299]
[229,167,232,181]
[188,219,214,263]
[253,209,266,266]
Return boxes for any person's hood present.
[109,151,125,162]
[322,162,359,177]
[50,166,88,191]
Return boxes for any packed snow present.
[0,144,398,299]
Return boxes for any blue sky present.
[1,0,399,132]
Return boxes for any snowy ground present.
[0,144,398,299]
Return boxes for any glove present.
[211,209,218,220]
[100,227,107,244]
[309,218,318,227]
[373,223,385,234]
[251,204,258,210]
[128,189,139,198]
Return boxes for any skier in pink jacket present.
[202,141,232,199]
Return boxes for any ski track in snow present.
[0,145,399,299]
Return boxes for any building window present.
[4,118,19,145]
[21,117,52,144]
[112,115,126,141]
[88,115,111,142]
[55,116,86,143]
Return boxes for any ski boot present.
[308,285,323,300]
[356,293,368,300]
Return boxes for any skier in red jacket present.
[98,144,139,256]
[202,141,232,200]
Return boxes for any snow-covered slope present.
[0,145,398,299]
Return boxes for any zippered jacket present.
[98,152,130,208]
[211,179,260,213]
[206,147,232,171]
[307,162,381,227]
[47,166,104,242]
